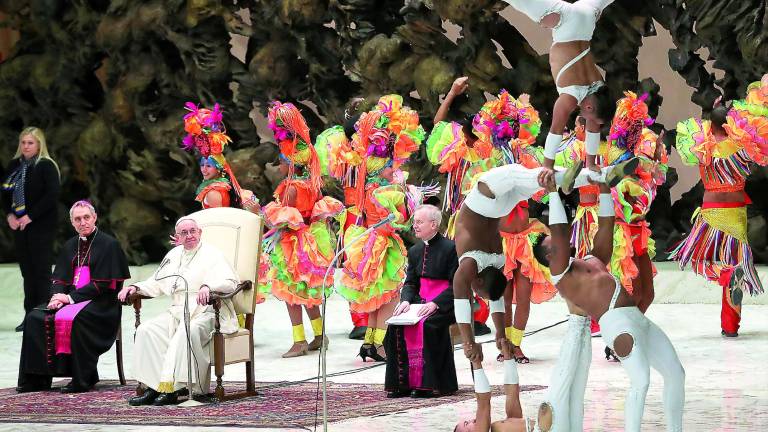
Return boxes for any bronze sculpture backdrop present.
[0,0,766,264]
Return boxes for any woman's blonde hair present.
[14,127,60,176]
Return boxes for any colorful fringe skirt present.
[336,225,407,313]
[669,202,763,295]
[259,198,343,306]
[500,220,557,304]
[570,202,598,259]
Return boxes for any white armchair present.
[189,207,263,401]
[126,207,263,401]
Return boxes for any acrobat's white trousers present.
[542,314,592,431]
[600,307,685,432]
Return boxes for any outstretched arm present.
[589,183,615,264]
[434,77,468,125]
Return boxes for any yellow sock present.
[506,326,524,347]
[310,317,323,337]
[364,327,375,344]
[292,324,306,343]
[373,328,387,345]
[237,313,245,328]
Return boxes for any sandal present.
[512,345,530,364]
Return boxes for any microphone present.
[370,213,396,230]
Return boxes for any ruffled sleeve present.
[675,117,714,166]
[725,81,768,166]
[426,121,466,173]
[310,196,345,222]
[612,177,652,223]
[262,202,306,230]
[369,184,410,230]
[315,125,353,179]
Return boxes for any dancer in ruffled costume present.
[325,95,431,361]
[670,75,768,337]
[604,92,667,313]
[260,102,344,358]
[316,120,370,340]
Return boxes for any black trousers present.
[14,224,55,315]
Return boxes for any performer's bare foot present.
[282,341,309,358]
[307,335,329,351]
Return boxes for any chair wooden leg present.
[214,331,225,401]
[245,360,255,394]
[116,327,126,386]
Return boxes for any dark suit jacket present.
[2,158,60,228]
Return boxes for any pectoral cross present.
[73,272,80,286]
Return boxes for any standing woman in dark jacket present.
[2,127,61,331]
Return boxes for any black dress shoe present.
[721,330,739,338]
[15,323,24,332]
[129,389,159,406]
[16,384,50,393]
[152,392,180,406]
[386,389,410,398]
[473,322,491,337]
[410,389,434,398]
[348,326,367,340]
[60,383,92,393]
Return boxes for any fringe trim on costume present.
[570,203,598,259]
[669,206,763,295]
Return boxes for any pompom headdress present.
[607,91,655,164]
[472,90,542,165]
[344,95,427,206]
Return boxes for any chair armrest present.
[123,292,152,306]
[208,280,253,303]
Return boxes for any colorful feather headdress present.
[267,101,322,192]
[182,102,232,167]
[182,102,245,196]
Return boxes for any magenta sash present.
[53,266,92,355]
[403,278,449,389]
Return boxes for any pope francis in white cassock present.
[118,217,239,406]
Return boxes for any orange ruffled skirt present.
[500,220,557,304]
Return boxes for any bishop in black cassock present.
[384,228,458,398]
[17,202,130,393]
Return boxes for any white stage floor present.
[0,263,766,431]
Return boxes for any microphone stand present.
[153,259,204,408]
[318,213,396,431]
[178,274,204,407]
